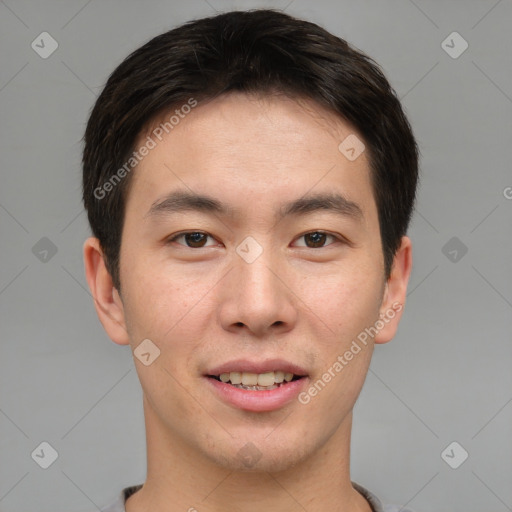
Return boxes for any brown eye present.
[293,231,340,249]
[303,231,328,248]
[292,230,345,249]
[168,231,216,248]
[184,232,208,247]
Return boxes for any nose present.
[218,246,298,338]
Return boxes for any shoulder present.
[99,484,143,512]
[352,481,420,512]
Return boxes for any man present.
[82,9,418,512]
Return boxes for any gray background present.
[1,0,511,511]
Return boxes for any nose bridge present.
[235,239,281,305]
[219,236,296,335]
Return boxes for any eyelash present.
[166,230,343,249]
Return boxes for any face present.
[96,92,408,472]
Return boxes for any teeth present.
[242,373,258,386]
[232,384,279,391]
[216,371,299,387]
[257,372,275,387]
[230,371,242,385]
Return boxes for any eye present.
[293,231,339,248]
[167,231,218,248]
[167,230,342,249]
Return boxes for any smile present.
[205,361,309,412]
[209,370,303,390]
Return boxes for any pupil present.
[186,232,206,247]
[306,232,326,248]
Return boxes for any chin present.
[203,433,314,473]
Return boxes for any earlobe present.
[83,237,130,346]
[374,236,413,344]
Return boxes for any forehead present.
[140,92,360,164]
[127,92,376,225]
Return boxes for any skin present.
[84,92,412,512]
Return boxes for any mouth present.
[204,360,309,412]
[207,371,304,391]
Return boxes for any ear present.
[374,236,413,344]
[83,237,130,346]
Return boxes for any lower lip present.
[205,376,309,412]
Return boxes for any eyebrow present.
[145,190,364,223]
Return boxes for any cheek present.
[299,273,379,421]
[304,261,383,338]
[122,253,195,329]
[120,255,221,373]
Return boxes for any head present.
[83,9,417,473]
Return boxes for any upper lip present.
[206,358,308,376]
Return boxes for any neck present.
[126,394,372,512]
